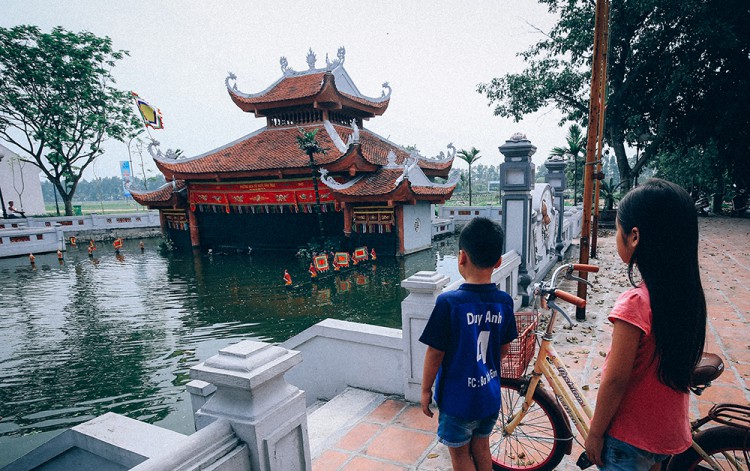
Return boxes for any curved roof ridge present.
[150,127,268,164]
[128,180,174,196]
[226,70,326,100]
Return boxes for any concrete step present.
[306,387,386,458]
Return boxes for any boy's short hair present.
[458,217,505,268]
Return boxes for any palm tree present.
[296,128,328,237]
[549,124,586,205]
[457,147,482,206]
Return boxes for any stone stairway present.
[306,387,386,459]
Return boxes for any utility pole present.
[576,0,610,321]
[591,0,610,259]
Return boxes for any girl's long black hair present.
[617,179,706,392]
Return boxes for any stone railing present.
[0,211,161,258]
[438,205,502,225]
[0,225,65,258]
[20,211,160,233]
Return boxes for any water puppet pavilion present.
[132,48,458,255]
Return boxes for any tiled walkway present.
[313,217,750,470]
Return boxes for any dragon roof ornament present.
[403,143,456,163]
[322,120,348,153]
[306,48,317,69]
[147,139,180,161]
[345,119,360,146]
[325,47,346,71]
[384,151,399,168]
[319,168,364,190]
[225,71,277,98]
[395,150,460,188]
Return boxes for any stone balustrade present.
[0,211,161,258]
[0,225,65,258]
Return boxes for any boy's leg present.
[469,436,493,471]
[448,444,477,471]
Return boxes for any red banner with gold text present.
[189,180,334,210]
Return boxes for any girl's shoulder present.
[610,285,652,334]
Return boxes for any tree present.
[295,127,328,237]
[457,147,482,206]
[477,0,750,191]
[0,25,140,215]
[549,124,586,204]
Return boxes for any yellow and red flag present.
[131,92,164,129]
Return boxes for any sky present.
[1,0,568,181]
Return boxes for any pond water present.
[0,236,460,467]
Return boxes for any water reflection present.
[0,236,459,466]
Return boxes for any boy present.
[420,217,517,471]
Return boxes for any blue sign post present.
[120,161,132,197]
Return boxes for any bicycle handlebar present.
[572,264,599,273]
[554,289,586,308]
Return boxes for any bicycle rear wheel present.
[666,425,749,470]
[490,378,571,471]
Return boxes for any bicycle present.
[489,262,750,470]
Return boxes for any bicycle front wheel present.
[490,378,571,471]
[666,425,749,470]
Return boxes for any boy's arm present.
[421,346,445,418]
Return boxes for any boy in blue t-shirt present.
[420,217,518,471]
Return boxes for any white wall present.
[282,319,403,405]
[401,201,431,254]
[0,144,45,216]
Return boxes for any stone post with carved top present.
[190,340,310,471]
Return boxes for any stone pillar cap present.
[401,271,450,292]
[190,340,301,390]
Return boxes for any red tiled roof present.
[130,180,185,204]
[228,72,391,112]
[156,125,350,176]
[329,169,404,196]
[358,132,410,166]
[339,90,390,110]
[228,73,326,105]
[417,158,453,171]
[153,124,454,184]
[411,184,455,196]
[357,131,453,172]
[327,168,456,199]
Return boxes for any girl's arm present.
[584,319,642,466]
[421,346,445,418]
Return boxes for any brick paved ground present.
[312,217,750,471]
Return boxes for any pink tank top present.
[603,285,692,454]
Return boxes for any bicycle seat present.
[691,352,724,386]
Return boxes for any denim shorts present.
[599,435,669,470]
[437,410,500,447]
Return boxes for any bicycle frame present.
[504,306,594,442]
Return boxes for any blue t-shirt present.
[419,283,518,419]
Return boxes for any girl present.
[584,179,707,470]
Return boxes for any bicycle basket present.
[500,312,538,379]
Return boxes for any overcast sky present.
[1,0,568,180]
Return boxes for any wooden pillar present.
[159,211,167,233]
[187,209,200,248]
[395,205,405,256]
[343,204,352,237]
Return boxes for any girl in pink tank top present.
[584,179,707,470]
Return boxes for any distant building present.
[0,143,45,216]
[132,49,457,255]
[488,181,501,192]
